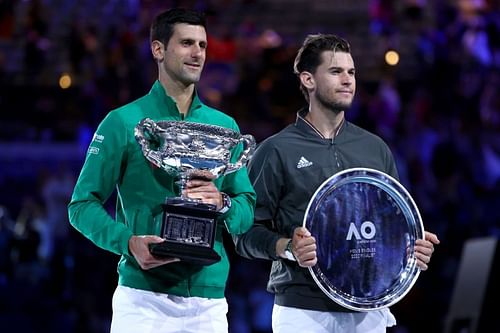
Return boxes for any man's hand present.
[415,231,440,271]
[291,227,317,268]
[184,179,223,210]
[128,235,179,270]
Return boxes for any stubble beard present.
[164,62,203,86]
[179,68,202,86]
[316,91,352,115]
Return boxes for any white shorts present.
[272,304,396,333]
[110,285,228,333]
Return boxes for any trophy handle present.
[225,134,256,174]
[134,118,166,168]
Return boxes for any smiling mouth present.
[185,63,201,69]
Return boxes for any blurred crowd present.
[1,0,500,332]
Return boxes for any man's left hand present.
[184,179,223,210]
[415,231,440,271]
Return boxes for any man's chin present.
[181,76,201,86]
[336,99,353,110]
[325,102,352,114]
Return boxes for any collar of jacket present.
[148,80,204,118]
[294,107,346,140]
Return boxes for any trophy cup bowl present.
[303,168,424,311]
[135,118,256,265]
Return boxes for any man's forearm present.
[233,222,281,260]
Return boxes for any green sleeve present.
[68,111,133,256]
[219,119,256,235]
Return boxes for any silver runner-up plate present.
[303,168,424,311]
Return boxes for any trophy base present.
[149,198,221,266]
[149,242,221,266]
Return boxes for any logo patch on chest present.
[297,156,313,169]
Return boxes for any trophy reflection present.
[135,118,255,265]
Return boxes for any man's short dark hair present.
[293,34,351,101]
[150,8,206,46]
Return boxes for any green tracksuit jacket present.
[68,80,256,298]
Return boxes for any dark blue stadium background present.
[1,0,499,332]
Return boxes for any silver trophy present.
[303,168,424,311]
[135,118,255,265]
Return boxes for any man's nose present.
[340,72,352,85]
[191,44,204,58]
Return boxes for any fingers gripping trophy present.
[135,118,256,265]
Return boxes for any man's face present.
[161,23,207,86]
[311,50,356,113]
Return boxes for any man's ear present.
[299,71,315,91]
[151,40,164,61]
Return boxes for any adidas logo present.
[297,156,313,169]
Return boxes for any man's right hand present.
[128,235,180,270]
[292,227,317,267]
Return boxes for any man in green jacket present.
[68,8,256,333]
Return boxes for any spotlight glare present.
[59,73,72,89]
[385,50,400,66]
